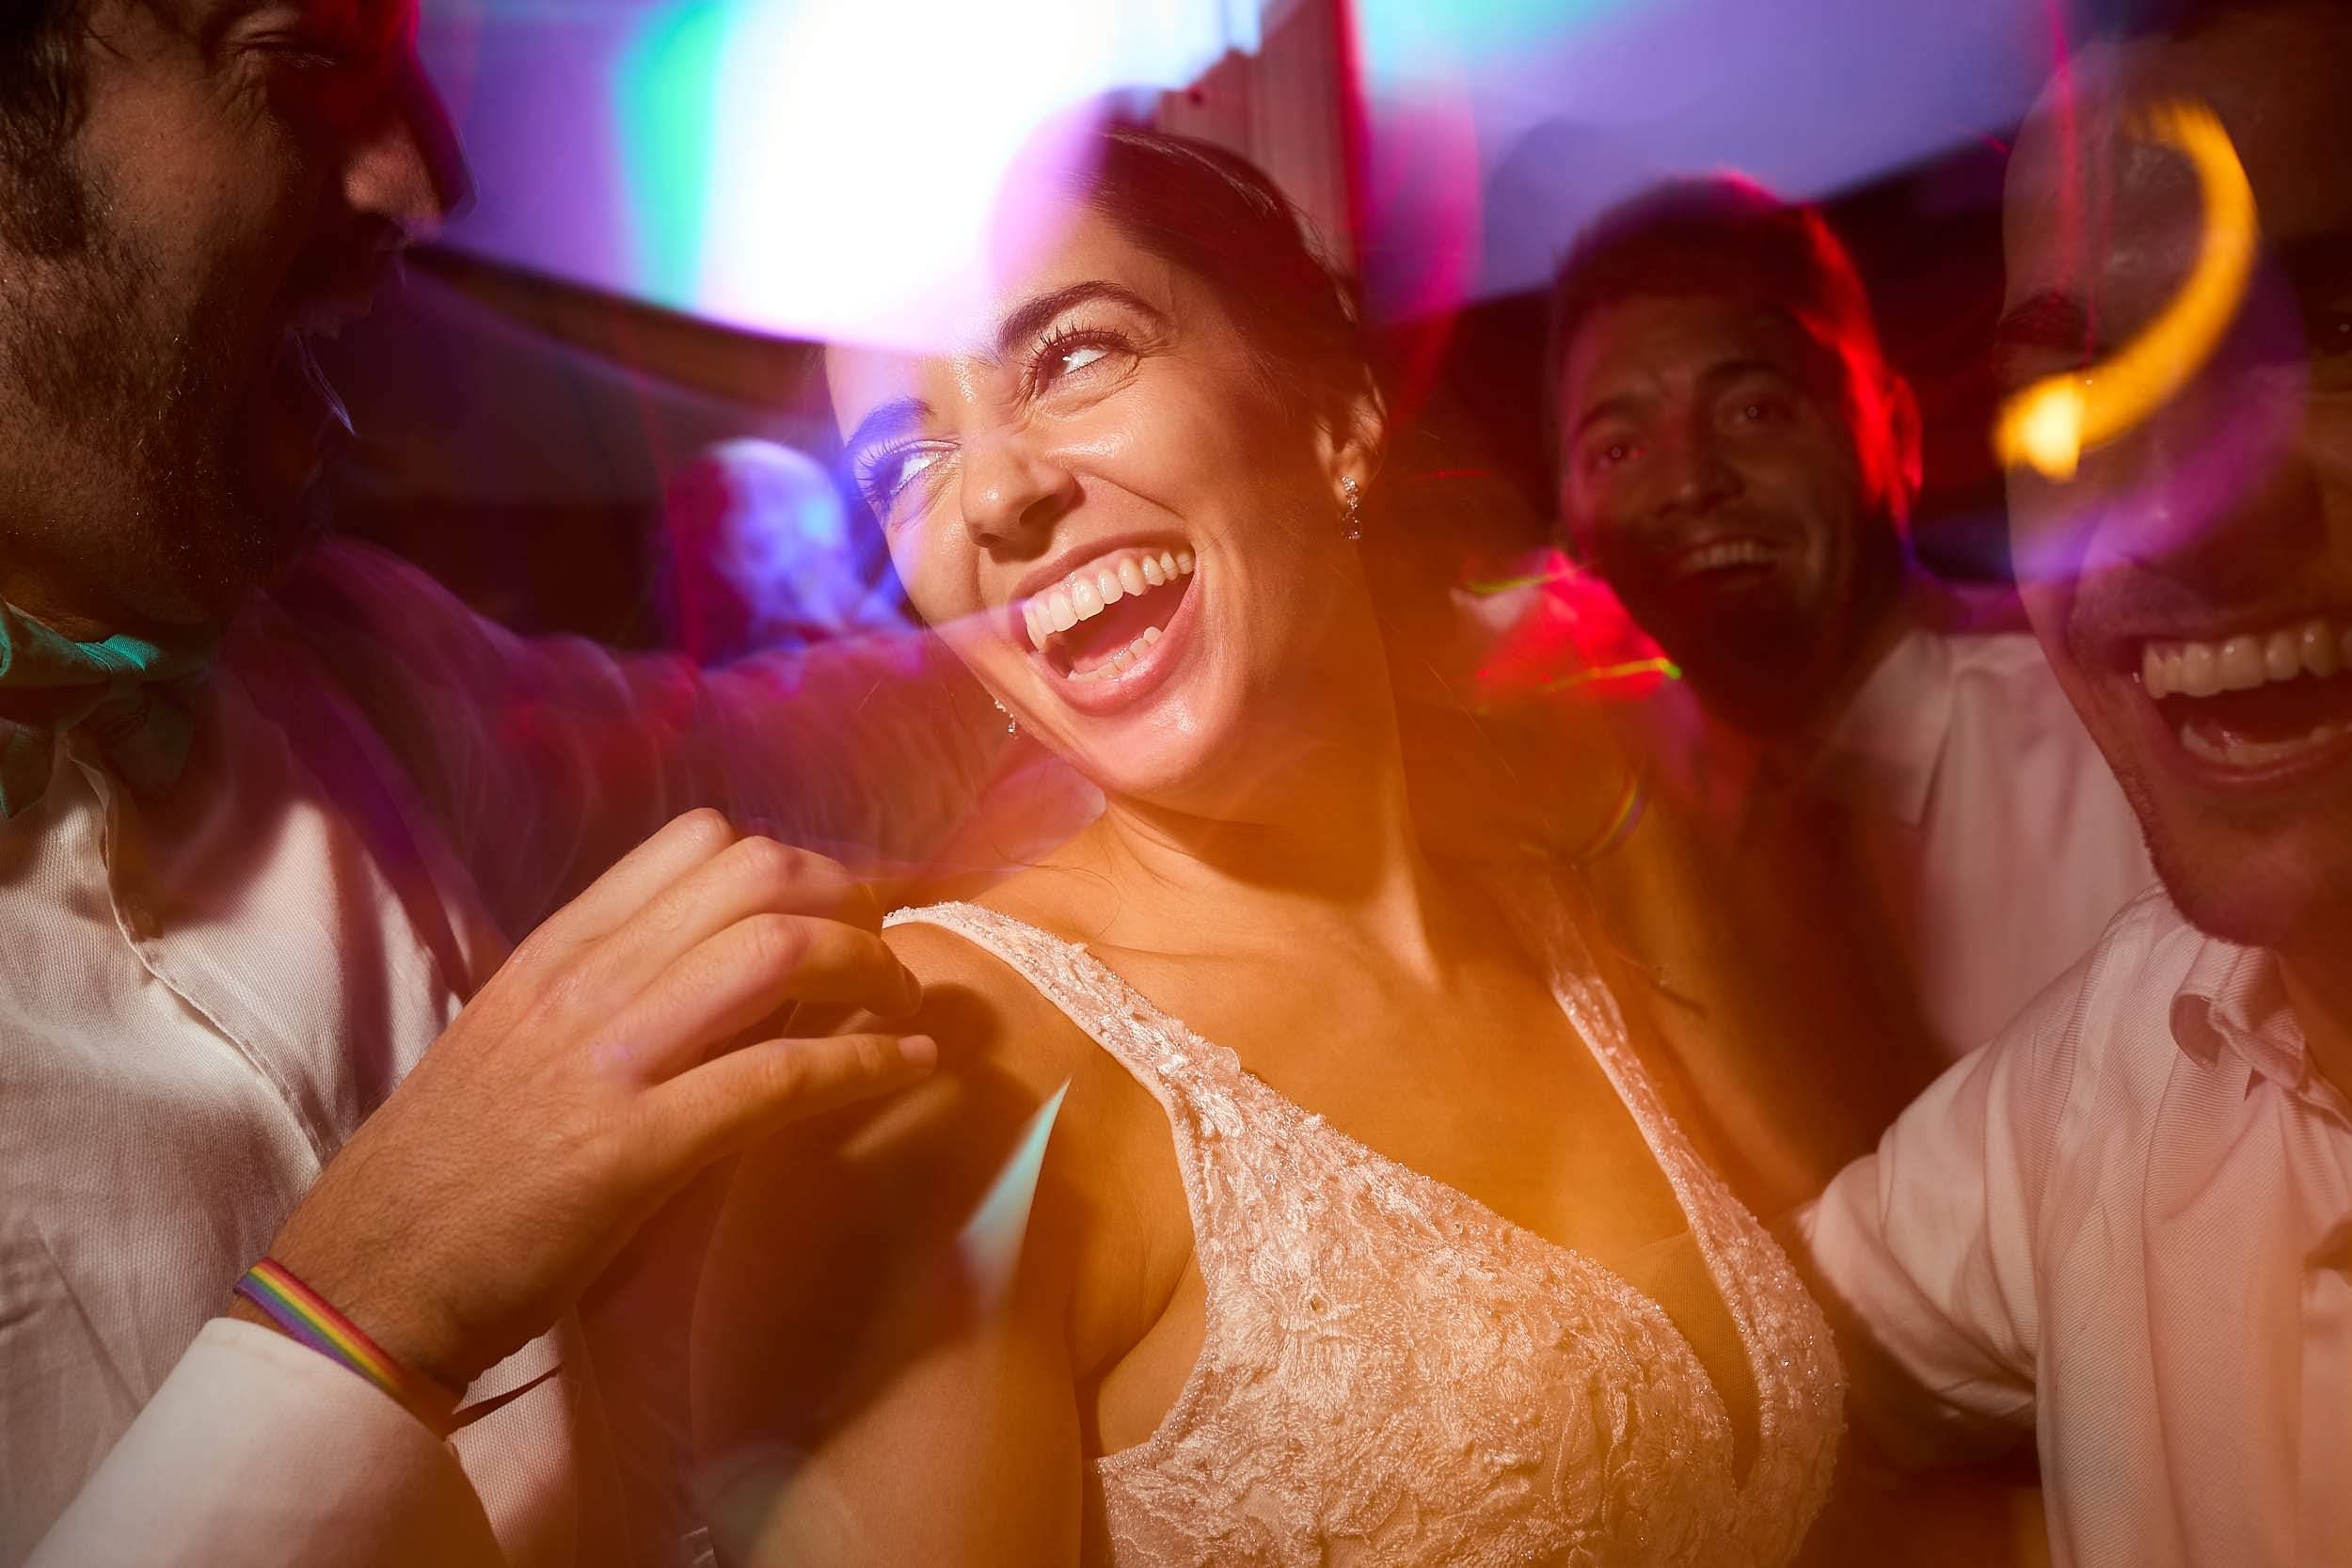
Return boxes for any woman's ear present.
[1317,372,1391,504]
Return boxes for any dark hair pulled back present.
[1073,124,1375,431]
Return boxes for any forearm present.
[26,1320,506,1568]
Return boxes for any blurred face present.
[829,204,1377,815]
[1557,293,1899,733]
[0,0,468,634]
[2000,4,2352,956]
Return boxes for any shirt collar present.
[1811,619,1950,827]
[2169,933,2310,1091]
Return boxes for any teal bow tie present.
[0,602,215,818]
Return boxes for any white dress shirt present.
[1454,562,2153,1065]
[2,539,1016,1566]
[1803,887,2352,1568]
[1808,620,2154,1060]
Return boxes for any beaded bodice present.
[885,899,1841,1568]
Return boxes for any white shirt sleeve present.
[25,1319,507,1568]
[1798,968,2081,1462]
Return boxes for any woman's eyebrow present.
[845,396,930,458]
[993,281,1164,360]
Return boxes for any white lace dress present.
[886,900,1843,1568]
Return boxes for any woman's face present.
[829,201,1378,813]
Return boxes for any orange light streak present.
[1994,100,2259,482]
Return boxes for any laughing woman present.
[692,127,1841,1568]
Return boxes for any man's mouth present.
[1666,534,1782,584]
[2135,613,2352,772]
[263,249,397,464]
[1019,545,1196,684]
[244,329,357,503]
[282,332,355,444]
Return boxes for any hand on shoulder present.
[689,907,1109,1567]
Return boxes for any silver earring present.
[1340,475,1363,542]
[992,698,1017,736]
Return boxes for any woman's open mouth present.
[1020,545,1198,687]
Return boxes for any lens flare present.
[957,1080,1071,1311]
[1994,99,2258,483]
[1469,550,1679,706]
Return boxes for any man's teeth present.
[1020,547,1194,650]
[1068,625,1163,684]
[1681,538,1773,575]
[2140,617,2352,699]
[2179,721,2347,769]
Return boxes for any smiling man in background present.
[1548,180,2152,1068]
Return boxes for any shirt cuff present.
[28,1317,505,1568]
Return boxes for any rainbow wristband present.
[233,1259,459,1435]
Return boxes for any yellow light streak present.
[1994,100,2260,482]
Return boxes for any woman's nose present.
[959,430,1080,548]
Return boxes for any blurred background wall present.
[323,0,2090,646]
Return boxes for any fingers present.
[601,912,924,1082]
[516,808,741,959]
[587,833,881,1002]
[648,1031,939,1170]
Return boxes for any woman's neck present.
[1061,736,1457,977]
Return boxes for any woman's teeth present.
[1020,546,1194,651]
[1068,625,1163,683]
[2140,617,2351,699]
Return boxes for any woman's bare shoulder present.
[696,911,1098,1453]
[876,910,1097,1101]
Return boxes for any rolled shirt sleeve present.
[1798,960,2083,1463]
[26,1319,505,1568]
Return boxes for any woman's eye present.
[1031,329,1130,394]
[859,446,947,515]
[1054,342,1109,378]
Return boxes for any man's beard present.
[0,160,296,628]
[1637,585,1831,736]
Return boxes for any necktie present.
[0,601,214,818]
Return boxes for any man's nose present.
[959,429,1080,550]
[343,51,475,240]
[1651,425,1741,518]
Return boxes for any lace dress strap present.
[884,900,1242,1126]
